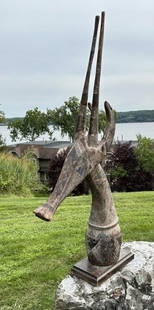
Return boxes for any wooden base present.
[71,247,134,286]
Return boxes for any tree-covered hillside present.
[1,109,154,126]
[117,110,154,123]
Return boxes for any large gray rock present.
[55,242,154,310]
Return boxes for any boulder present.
[55,242,154,310]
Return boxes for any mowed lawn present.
[0,192,154,310]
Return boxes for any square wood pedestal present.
[71,247,134,286]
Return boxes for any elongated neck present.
[87,164,119,227]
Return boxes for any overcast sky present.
[1,0,154,117]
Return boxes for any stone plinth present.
[55,242,154,310]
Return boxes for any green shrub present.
[0,152,41,195]
[106,142,153,191]
[135,135,154,173]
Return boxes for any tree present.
[0,107,6,148]
[106,142,153,191]
[47,96,107,142]
[47,97,80,142]
[8,107,53,142]
[98,110,108,136]
[135,135,154,173]
[0,110,5,124]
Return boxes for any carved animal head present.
[34,12,115,221]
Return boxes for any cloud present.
[1,0,154,116]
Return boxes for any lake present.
[1,122,154,145]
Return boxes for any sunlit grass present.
[0,192,154,309]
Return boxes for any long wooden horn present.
[75,15,100,138]
[88,11,105,145]
[99,101,115,152]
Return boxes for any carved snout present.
[33,138,107,222]
[33,202,55,221]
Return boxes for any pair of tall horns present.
[75,12,105,139]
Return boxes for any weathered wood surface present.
[34,12,122,266]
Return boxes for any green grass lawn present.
[0,192,154,310]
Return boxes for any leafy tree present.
[47,97,79,142]
[135,135,154,173]
[47,96,107,142]
[106,142,153,191]
[8,107,53,142]
[0,107,6,149]
[98,110,108,136]
[0,110,5,124]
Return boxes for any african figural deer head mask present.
[34,12,122,267]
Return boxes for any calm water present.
[115,122,154,141]
[1,122,154,145]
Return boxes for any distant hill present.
[7,117,23,123]
[116,110,154,123]
[0,117,23,126]
[1,110,154,125]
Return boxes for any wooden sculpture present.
[34,13,133,274]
